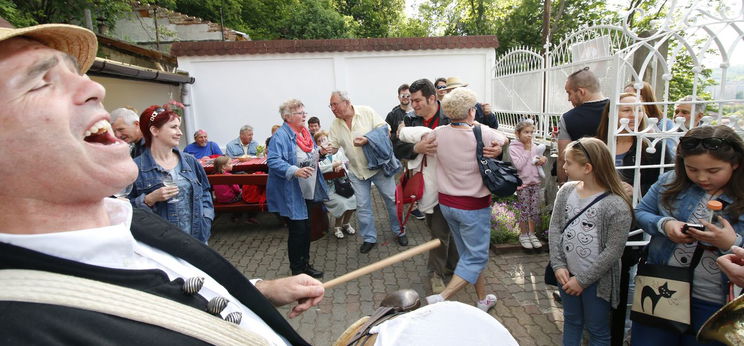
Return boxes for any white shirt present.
[0,198,288,345]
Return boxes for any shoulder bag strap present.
[0,269,269,346]
[473,125,485,161]
[561,191,610,233]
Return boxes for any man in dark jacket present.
[0,23,322,345]
[385,83,412,140]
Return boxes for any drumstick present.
[323,239,441,289]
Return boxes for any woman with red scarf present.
[267,99,329,278]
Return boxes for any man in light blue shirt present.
[183,129,223,159]
[226,125,259,157]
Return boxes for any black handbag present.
[333,175,354,199]
[473,125,522,197]
[544,191,609,286]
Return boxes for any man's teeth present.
[84,120,113,137]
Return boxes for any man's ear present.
[133,121,140,127]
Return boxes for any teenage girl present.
[549,137,633,345]
[509,119,547,250]
[212,156,242,204]
[631,125,744,346]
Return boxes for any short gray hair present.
[110,107,138,125]
[239,125,254,134]
[331,90,350,102]
[441,88,477,121]
[279,99,304,121]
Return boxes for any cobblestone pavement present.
[210,191,563,345]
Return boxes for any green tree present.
[280,0,352,39]
[170,0,248,33]
[8,0,144,29]
[240,0,299,40]
[335,0,405,37]
[0,0,36,27]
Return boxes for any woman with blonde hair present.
[423,87,508,312]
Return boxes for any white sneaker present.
[529,233,542,248]
[519,234,533,249]
[476,294,497,312]
[342,224,355,235]
[333,227,344,239]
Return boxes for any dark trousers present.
[426,205,460,278]
[286,200,312,273]
[611,245,642,346]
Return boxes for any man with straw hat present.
[0,23,322,345]
[443,76,499,129]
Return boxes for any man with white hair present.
[0,23,322,345]
[328,90,406,253]
[110,107,146,158]
[226,125,259,158]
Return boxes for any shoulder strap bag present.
[473,125,522,197]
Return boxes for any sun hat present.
[444,76,469,90]
[0,24,97,73]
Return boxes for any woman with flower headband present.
[128,105,214,244]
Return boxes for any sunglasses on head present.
[679,137,734,151]
[150,107,165,122]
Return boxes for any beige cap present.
[444,76,469,90]
[0,24,97,73]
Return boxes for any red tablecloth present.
[201,157,267,174]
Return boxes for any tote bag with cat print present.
[630,245,703,333]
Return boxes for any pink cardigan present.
[508,140,543,186]
[433,125,507,198]
[213,172,242,204]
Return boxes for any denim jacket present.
[130,148,215,243]
[266,122,328,220]
[636,171,744,294]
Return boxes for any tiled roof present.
[171,35,499,57]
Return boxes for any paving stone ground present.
[209,190,563,345]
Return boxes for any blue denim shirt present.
[636,171,744,293]
[266,122,328,220]
[129,148,215,243]
[225,138,258,158]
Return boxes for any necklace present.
[450,122,471,127]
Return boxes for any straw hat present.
[444,77,469,90]
[0,24,97,73]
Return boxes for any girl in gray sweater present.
[549,137,633,346]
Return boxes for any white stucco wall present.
[177,48,496,149]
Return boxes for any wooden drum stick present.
[323,239,441,289]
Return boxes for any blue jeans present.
[630,297,724,346]
[560,283,611,346]
[347,170,401,243]
[439,205,490,284]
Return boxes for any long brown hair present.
[596,93,649,154]
[661,126,744,221]
[213,156,231,174]
[566,137,634,217]
[624,81,663,120]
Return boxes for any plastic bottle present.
[707,200,725,229]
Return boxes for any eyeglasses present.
[680,137,735,151]
[436,85,447,90]
[399,94,411,99]
[328,101,346,109]
[292,111,308,116]
[150,107,165,122]
[574,139,592,164]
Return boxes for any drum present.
[334,301,518,346]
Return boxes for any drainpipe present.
[182,83,196,144]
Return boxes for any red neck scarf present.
[292,126,314,153]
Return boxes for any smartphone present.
[682,223,705,234]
